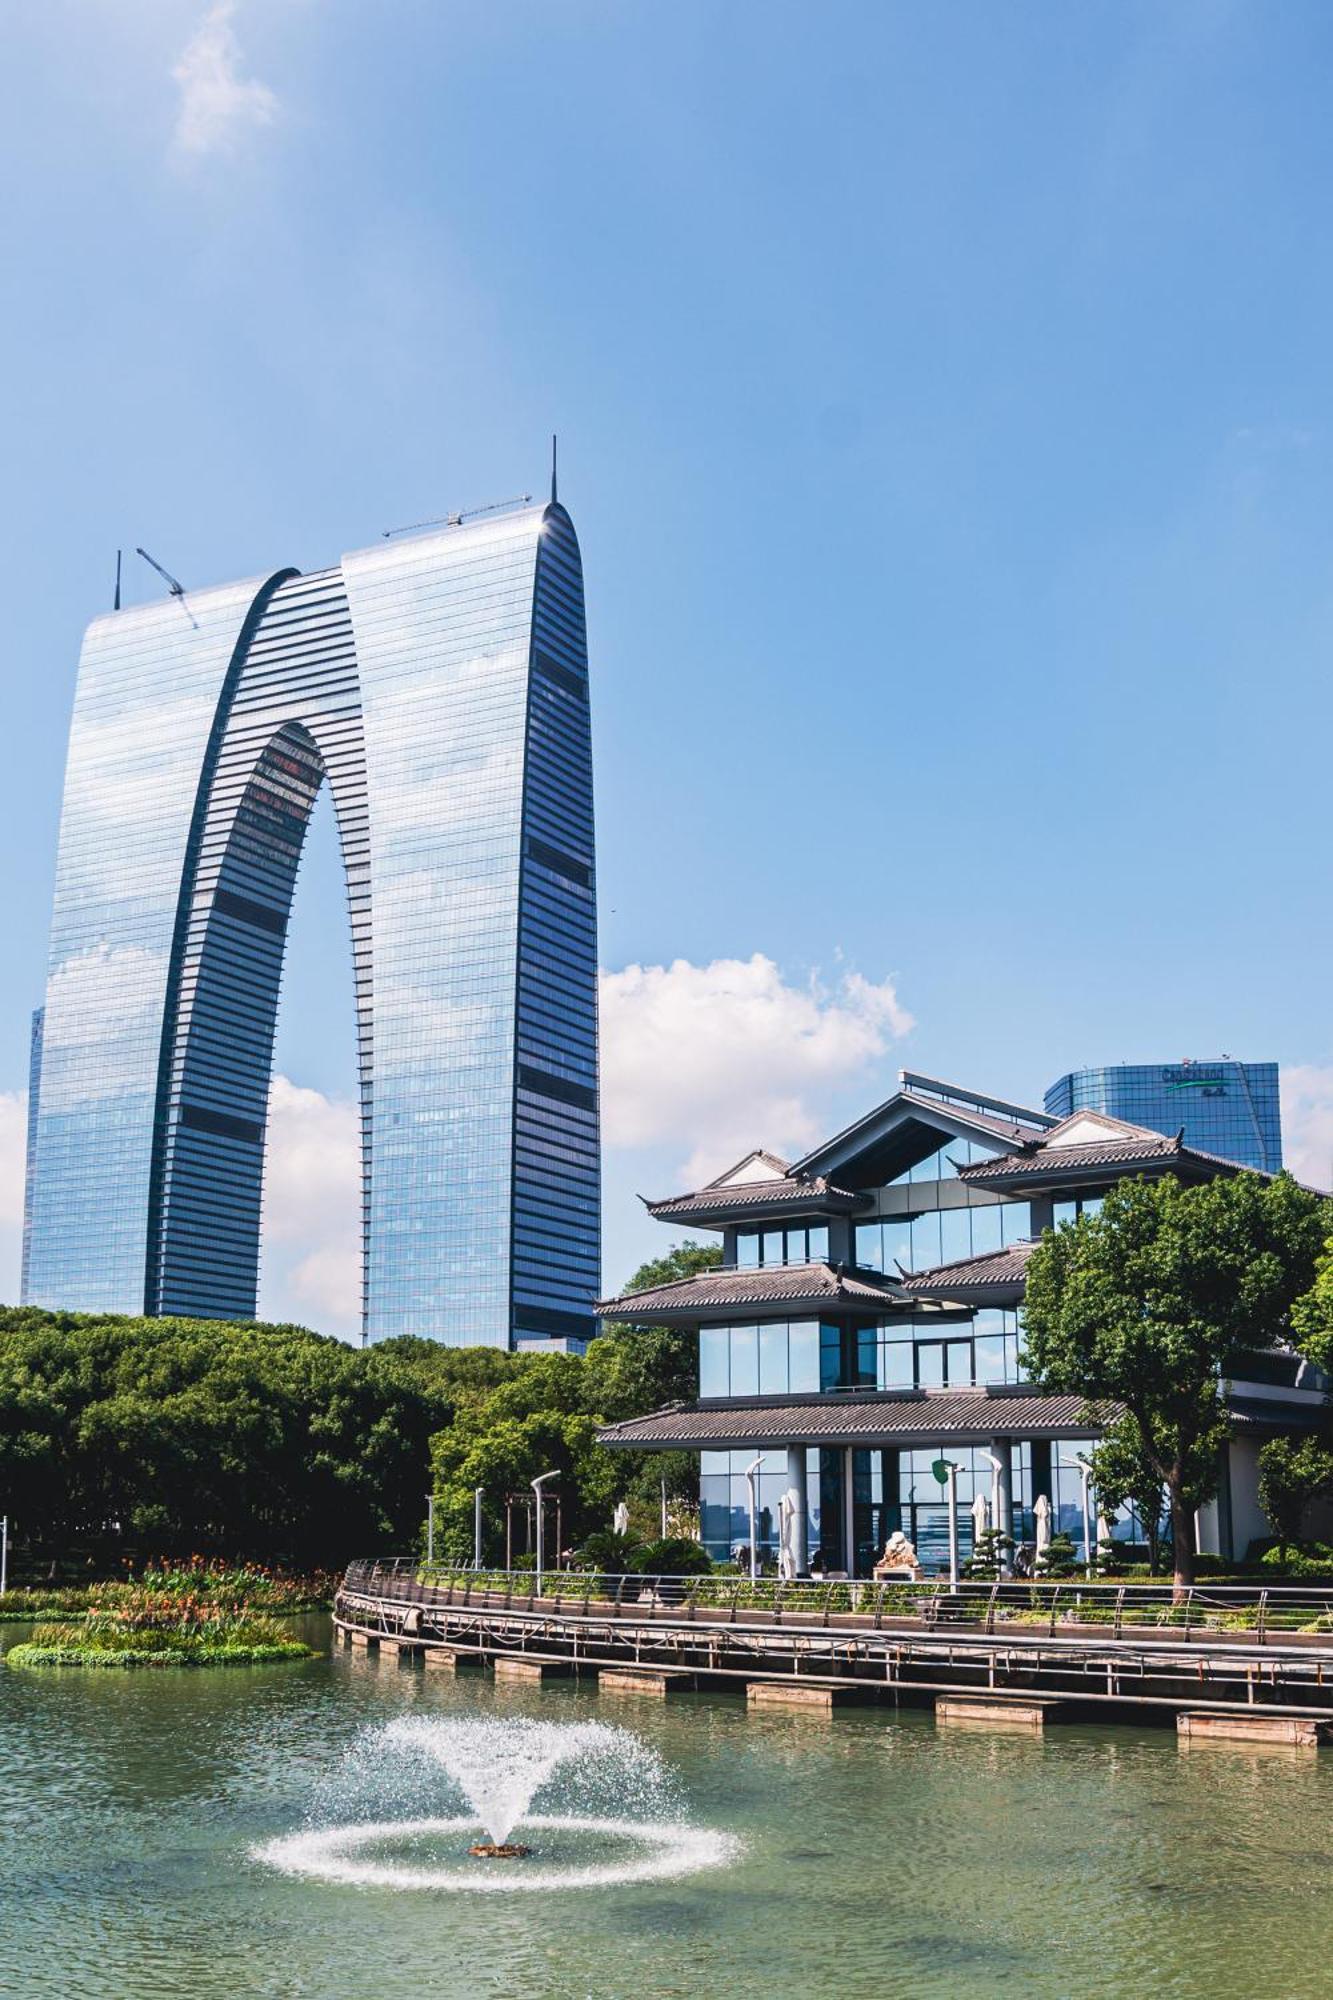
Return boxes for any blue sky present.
[4,1,1333,1334]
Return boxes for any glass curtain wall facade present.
[1045,1062,1281,1173]
[23,503,599,1348]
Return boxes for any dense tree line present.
[0,1243,718,1571]
[0,1307,454,1567]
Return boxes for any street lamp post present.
[473,1487,484,1570]
[1059,1457,1096,1579]
[0,1515,7,1598]
[945,1462,960,1592]
[744,1456,765,1582]
[531,1472,560,1595]
[425,1493,435,1567]
[980,1448,1007,1576]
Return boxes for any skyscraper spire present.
[551,432,558,504]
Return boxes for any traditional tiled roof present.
[956,1114,1251,1187]
[597,1387,1113,1450]
[597,1261,909,1323]
[645,1171,869,1222]
[899,1240,1038,1297]
[1227,1395,1331,1433]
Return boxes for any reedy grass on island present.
[6,1604,315,1669]
[0,1558,335,1623]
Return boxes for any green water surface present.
[1,1618,1328,1999]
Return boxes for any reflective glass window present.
[940,1206,971,1263]
[762,1230,784,1266]
[729,1324,759,1396]
[879,1339,913,1388]
[789,1321,819,1392]
[882,1218,911,1270]
[855,1222,882,1270]
[910,1210,943,1268]
[1001,1201,1031,1244]
[807,1223,829,1263]
[946,1340,973,1386]
[974,1331,1007,1383]
[969,1203,1003,1256]
[758,1321,788,1394]
[917,1342,946,1389]
[699,1327,729,1397]
[820,1322,843,1390]
[736,1231,760,1269]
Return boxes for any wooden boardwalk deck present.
[332,1567,1333,1732]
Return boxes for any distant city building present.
[1043,1061,1280,1174]
[598,1069,1320,1572]
[22,499,599,1349]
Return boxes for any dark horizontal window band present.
[524,836,591,888]
[532,649,587,700]
[178,1103,264,1145]
[512,1303,596,1338]
[516,1065,597,1113]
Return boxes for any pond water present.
[2,1618,1330,1998]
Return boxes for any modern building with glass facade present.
[22,499,599,1349]
[1044,1060,1281,1174]
[598,1071,1323,1573]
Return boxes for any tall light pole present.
[531,1471,560,1594]
[744,1455,765,1582]
[474,1487,484,1570]
[0,1515,7,1598]
[425,1493,435,1566]
[945,1462,960,1592]
[980,1448,1005,1576]
[1060,1457,1096,1579]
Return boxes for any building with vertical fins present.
[1043,1060,1281,1174]
[22,497,600,1349]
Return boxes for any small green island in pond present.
[5,1562,324,1669]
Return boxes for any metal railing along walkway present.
[342,1559,1333,1648]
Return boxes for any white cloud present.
[599,954,914,1186]
[259,1075,361,1339]
[172,2,278,158]
[0,1092,26,1303]
[1281,1066,1333,1193]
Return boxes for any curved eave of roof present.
[644,1178,871,1224]
[596,1388,1115,1450]
[956,1137,1235,1189]
[596,1260,910,1324]
[898,1240,1037,1302]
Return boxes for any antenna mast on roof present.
[113,549,121,612]
[551,433,558,504]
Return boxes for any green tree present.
[1292,1236,1333,1375]
[1088,1421,1167,1573]
[0,1308,453,1568]
[1256,1435,1333,1562]
[1021,1172,1329,1590]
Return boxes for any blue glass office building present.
[22,501,599,1348]
[1043,1061,1280,1173]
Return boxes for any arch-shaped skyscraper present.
[22,502,599,1347]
